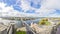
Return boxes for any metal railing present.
[22,21,37,34]
[21,18,37,34]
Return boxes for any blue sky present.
[0,0,42,13]
[0,0,37,13]
[0,0,60,17]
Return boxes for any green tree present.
[38,18,51,25]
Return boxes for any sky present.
[0,0,60,17]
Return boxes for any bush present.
[16,31,26,34]
[38,18,51,25]
[15,29,26,34]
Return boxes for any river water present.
[16,18,40,28]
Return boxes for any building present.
[0,18,16,34]
[0,24,7,34]
[0,18,23,28]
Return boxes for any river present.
[16,18,40,28]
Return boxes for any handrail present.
[7,25,12,34]
[21,18,37,34]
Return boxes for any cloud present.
[20,0,60,17]
[34,0,60,17]
[41,0,60,9]
[0,2,39,17]
[1,0,60,17]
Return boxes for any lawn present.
[16,31,26,34]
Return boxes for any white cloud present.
[19,0,60,17]
[0,2,39,17]
[41,0,60,9]
[20,0,31,12]
[48,14,60,17]
[20,0,39,12]
[35,0,60,17]
[1,0,60,17]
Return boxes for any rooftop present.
[0,24,7,31]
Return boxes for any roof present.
[0,24,7,31]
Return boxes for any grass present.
[38,18,51,25]
[16,31,26,34]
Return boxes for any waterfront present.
[1,17,60,34]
